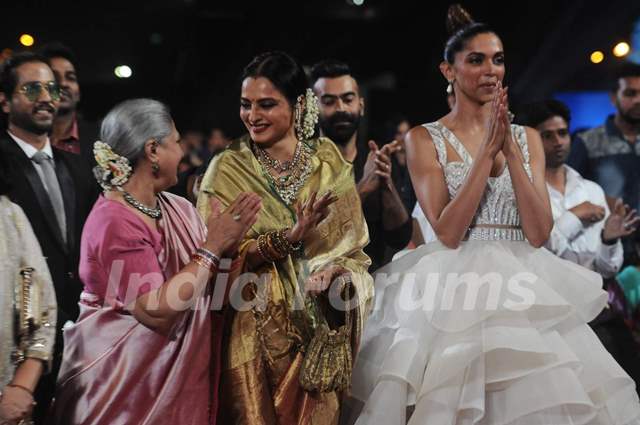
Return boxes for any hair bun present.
[446,4,475,35]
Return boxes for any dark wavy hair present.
[39,41,79,70]
[241,51,309,107]
[443,4,496,63]
[612,62,640,92]
[0,51,50,98]
[517,99,572,129]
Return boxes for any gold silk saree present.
[197,136,373,425]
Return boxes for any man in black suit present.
[0,51,97,422]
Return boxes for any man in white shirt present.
[521,99,638,277]
[520,99,640,393]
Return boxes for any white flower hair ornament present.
[294,88,320,141]
[93,141,132,191]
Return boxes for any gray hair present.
[100,98,173,166]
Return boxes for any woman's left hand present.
[0,385,34,422]
[287,191,338,245]
[499,88,519,159]
[305,265,350,296]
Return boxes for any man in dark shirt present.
[570,62,640,212]
[39,42,98,167]
[311,60,411,271]
[569,63,640,264]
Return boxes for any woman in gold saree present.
[197,52,373,425]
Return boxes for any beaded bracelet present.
[275,228,302,253]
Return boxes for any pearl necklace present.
[122,191,162,219]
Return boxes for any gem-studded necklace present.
[252,141,313,205]
[254,140,303,173]
[122,190,162,219]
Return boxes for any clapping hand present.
[287,191,338,245]
[358,140,400,195]
[602,198,640,242]
[481,81,508,159]
[569,201,606,225]
[204,193,262,256]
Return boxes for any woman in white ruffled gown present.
[350,4,640,425]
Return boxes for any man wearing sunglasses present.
[0,51,97,422]
[40,42,98,168]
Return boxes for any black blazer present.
[0,130,98,326]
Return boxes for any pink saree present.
[51,192,224,425]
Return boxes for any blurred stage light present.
[114,65,132,78]
[613,42,630,57]
[590,51,604,64]
[353,0,365,5]
[19,34,35,47]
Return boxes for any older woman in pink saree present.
[51,99,261,425]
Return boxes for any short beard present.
[546,151,569,169]
[319,111,360,146]
[546,158,565,169]
[620,110,640,126]
[10,112,52,135]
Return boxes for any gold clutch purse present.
[12,266,44,365]
[299,278,354,393]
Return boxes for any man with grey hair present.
[0,51,97,422]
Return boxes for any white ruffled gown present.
[350,122,640,425]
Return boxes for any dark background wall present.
[3,0,640,140]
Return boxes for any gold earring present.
[294,97,305,140]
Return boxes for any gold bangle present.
[265,231,285,260]
[192,253,215,271]
[272,230,290,257]
[7,383,33,396]
[257,234,275,263]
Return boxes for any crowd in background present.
[1,37,640,423]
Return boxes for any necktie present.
[32,151,67,244]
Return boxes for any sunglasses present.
[17,81,61,102]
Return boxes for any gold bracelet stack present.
[256,229,303,263]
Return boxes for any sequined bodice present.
[424,121,532,241]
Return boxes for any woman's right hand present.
[0,385,34,423]
[480,82,508,159]
[287,191,338,244]
[204,193,261,257]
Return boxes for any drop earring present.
[446,80,454,94]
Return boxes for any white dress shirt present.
[546,165,623,278]
[8,131,56,192]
